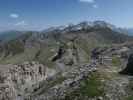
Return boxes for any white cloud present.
[15,21,28,26]
[10,13,19,18]
[79,0,95,3]
[92,4,98,8]
[79,0,99,9]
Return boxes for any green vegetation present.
[125,96,133,100]
[79,72,104,97]
[75,38,98,63]
[112,56,121,66]
[65,72,104,99]
[0,47,38,64]
[35,45,58,68]
[5,40,24,56]
[0,41,58,67]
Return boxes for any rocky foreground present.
[1,43,133,100]
[0,61,97,100]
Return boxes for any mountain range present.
[0,21,132,65]
[1,21,133,100]
[0,21,133,42]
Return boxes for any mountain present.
[0,30,25,42]
[112,28,133,36]
[1,21,133,100]
[0,21,132,65]
[126,28,133,35]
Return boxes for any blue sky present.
[0,0,133,31]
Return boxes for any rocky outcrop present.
[51,46,65,62]
[0,62,50,100]
[0,61,97,100]
[120,54,133,75]
[0,44,133,100]
[28,63,97,100]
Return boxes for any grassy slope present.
[0,27,129,67]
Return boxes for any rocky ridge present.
[0,61,97,100]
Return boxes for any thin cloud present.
[15,21,28,26]
[10,13,19,18]
[79,0,95,3]
[93,4,98,8]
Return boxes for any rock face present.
[120,54,133,75]
[28,63,97,100]
[0,61,97,100]
[0,62,48,100]
[51,46,65,62]
[0,43,133,100]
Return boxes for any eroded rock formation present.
[0,61,97,100]
[0,62,49,100]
